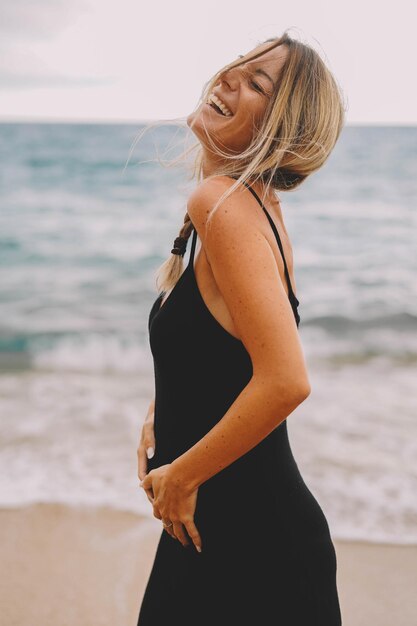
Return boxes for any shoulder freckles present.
[187,180,267,272]
[187,176,258,235]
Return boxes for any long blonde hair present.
[127,29,347,295]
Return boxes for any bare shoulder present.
[187,175,262,253]
[186,176,309,396]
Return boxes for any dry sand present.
[0,503,415,626]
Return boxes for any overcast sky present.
[0,0,415,125]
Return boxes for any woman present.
[137,30,346,625]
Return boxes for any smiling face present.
[187,41,288,172]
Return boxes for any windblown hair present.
[127,29,347,295]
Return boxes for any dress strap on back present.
[231,178,299,305]
[186,178,299,307]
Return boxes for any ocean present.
[0,121,416,544]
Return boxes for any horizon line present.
[0,117,416,128]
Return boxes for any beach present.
[1,123,416,549]
[1,503,415,626]
[1,123,416,624]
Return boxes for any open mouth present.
[208,101,227,116]
[206,93,233,117]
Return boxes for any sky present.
[0,0,415,125]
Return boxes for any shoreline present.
[1,502,416,625]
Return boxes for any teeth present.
[207,93,233,117]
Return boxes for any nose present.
[219,64,246,90]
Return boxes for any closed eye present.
[250,81,264,93]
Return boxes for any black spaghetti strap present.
[187,226,197,268]
[236,180,299,304]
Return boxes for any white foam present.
[0,364,416,545]
[33,334,151,373]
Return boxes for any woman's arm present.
[145,397,155,422]
[171,373,308,490]
[170,176,311,490]
[137,397,156,481]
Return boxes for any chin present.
[186,106,204,129]
[186,110,204,138]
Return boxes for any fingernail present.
[196,545,202,553]
[146,447,155,459]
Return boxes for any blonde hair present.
[127,29,347,295]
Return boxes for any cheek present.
[230,103,266,142]
[238,95,266,124]
[252,101,268,126]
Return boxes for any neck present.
[201,151,226,179]
[199,153,280,214]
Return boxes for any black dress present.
[138,180,342,626]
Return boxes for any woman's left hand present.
[140,464,203,552]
